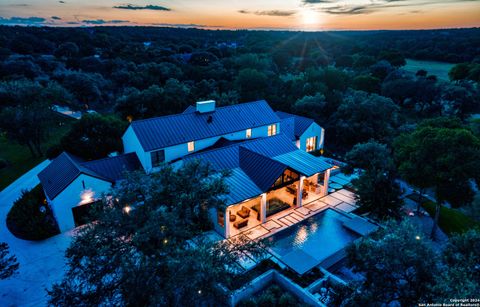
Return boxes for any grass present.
[404,59,455,81]
[0,113,73,191]
[422,201,480,235]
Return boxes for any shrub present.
[6,185,59,240]
[46,144,63,160]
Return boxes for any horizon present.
[0,0,479,30]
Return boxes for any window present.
[188,141,195,152]
[246,128,252,139]
[306,136,317,152]
[268,124,277,136]
[151,149,165,167]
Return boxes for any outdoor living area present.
[226,170,330,238]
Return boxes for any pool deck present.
[234,189,360,241]
[226,188,379,273]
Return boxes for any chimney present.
[196,100,216,113]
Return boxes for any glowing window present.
[246,128,252,139]
[268,124,277,136]
[188,141,195,152]
[306,136,317,152]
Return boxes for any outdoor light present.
[163,239,168,244]
[198,290,202,294]
[123,206,132,214]
[415,235,421,240]
[79,189,94,205]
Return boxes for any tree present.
[54,42,79,58]
[331,90,400,148]
[0,243,19,280]
[345,141,403,219]
[449,63,470,81]
[352,75,380,93]
[292,93,326,120]
[0,80,54,157]
[394,119,480,238]
[48,161,267,306]
[341,220,439,306]
[236,68,269,101]
[60,113,127,160]
[434,229,480,299]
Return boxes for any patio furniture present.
[286,185,297,195]
[233,218,248,229]
[252,198,291,217]
[237,206,250,219]
[229,214,236,222]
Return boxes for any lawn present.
[0,113,74,191]
[422,201,480,235]
[404,59,456,81]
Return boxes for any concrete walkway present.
[0,160,74,307]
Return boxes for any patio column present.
[225,209,230,238]
[322,169,331,196]
[260,193,267,223]
[297,175,305,207]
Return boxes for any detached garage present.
[38,152,141,232]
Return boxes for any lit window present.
[306,136,317,152]
[246,128,252,139]
[188,141,195,152]
[268,124,277,136]
[151,149,165,167]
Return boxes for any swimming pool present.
[268,209,360,274]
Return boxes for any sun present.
[301,9,319,26]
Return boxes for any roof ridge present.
[131,100,268,125]
[81,152,135,166]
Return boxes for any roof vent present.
[196,100,215,113]
[207,115,213,124]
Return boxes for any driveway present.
[0,160,74,307]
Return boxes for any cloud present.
[113,4,171,11]
[51,16,62,20]
[304,0,480,15]
[151,23,224,28]
[59,0,65,3]
[238,9,296,16]
[0,16,46,25]
[82,19,129,24]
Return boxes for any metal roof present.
[130,100,280,152]
[276,111,316,139]
[239,147,287,191]
[82,153,141,182]
[273,150,332,177]
[38,152,141,200]
[223,168,262,205]
[183,134,334,205]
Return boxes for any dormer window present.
[246,128,252,139]
[188,141,195,152]
[268,124,277,136]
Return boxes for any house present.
[39,100,332,235]
[38,152,141,232]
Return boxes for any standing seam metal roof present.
[183,134,333,205]
[130,100,280,152]
[38,152,141,200]
[276,111,316,139]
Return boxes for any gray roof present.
[38,152,141,200]
[130,100,280,152]
[183,134,333,205]
[276,111,316,139]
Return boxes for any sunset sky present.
[0,0,479,30]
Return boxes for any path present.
[0,160,74,307]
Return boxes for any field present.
[404,59,456,81]
[0,113,74,191]
[422,201,480,235]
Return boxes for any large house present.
[39,100,334,236]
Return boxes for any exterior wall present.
[49,174,112,232]
[298,122,324,152]
[210,207,226,237]
[149,123,279,172]
[122,125,151,170]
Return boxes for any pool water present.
[268,209,359,273]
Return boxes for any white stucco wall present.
[122,125,150,170]
[49,174,112,232]
[137,123,280,172]
[298,122,324,152]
